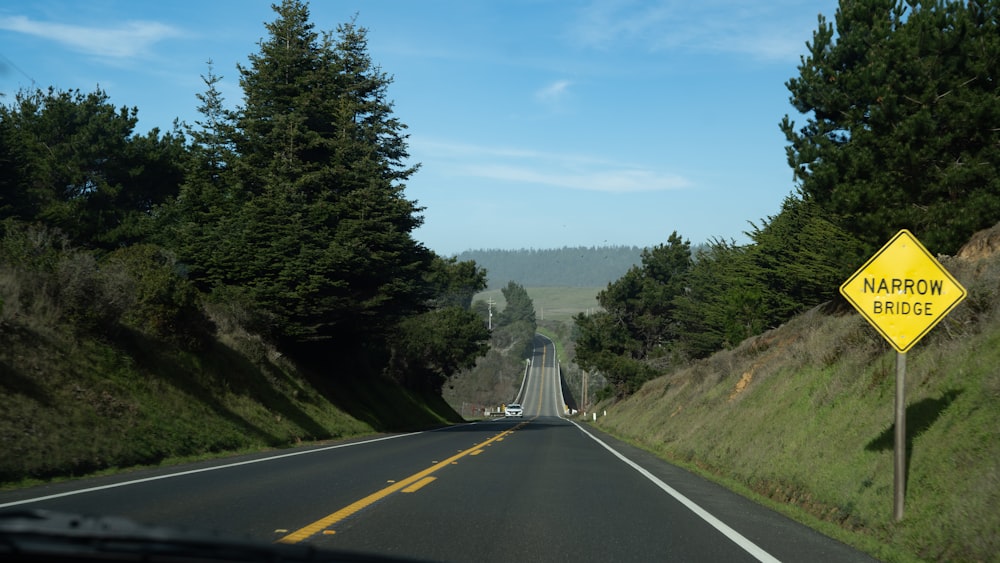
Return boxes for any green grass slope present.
[0,306,459,488]
[591,226,1000,562]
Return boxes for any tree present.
[498,281,536,328]
[157,62,241,290]
[672,239,756,357]
[188,61,236,184]
[389,307,490,393]
[572,309,655,398]
[496,281,536,359]
[0,106,29,221]
[631,231,691,352]
[782,0,1000,255]
[219,1,431,346]
[0,88,185,248]
[386,256,490,392]
[572,232,692,397]
[745,195,866,312]
[424,255,488,310]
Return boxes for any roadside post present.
[839,230,966,522]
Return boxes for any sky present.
[0,0,841,257]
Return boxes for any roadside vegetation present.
[567,2,999,561]
[591,226,1000,562]
[443,282,538,413]
[1,1,486,485]
[573,0,999,399]
[1,1,997,560]
[0,248,458,487]
[0,1,491,398]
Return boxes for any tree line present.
[574,0,1000,398]
[0,1,491,393]
[455,246,644,289]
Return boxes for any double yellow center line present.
[277,422,528,544]
[534,342,547,415]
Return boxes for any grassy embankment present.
[585,229,1000,562]
[0,304,461,488]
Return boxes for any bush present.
[102,245,214,349]
[57,250,132,334]
[0,220,125,334]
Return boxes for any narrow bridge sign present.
[840,230,966,353]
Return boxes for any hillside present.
[0,301,462,486]
[590,224,1000,562]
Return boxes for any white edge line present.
[567,419,782,563]
[0,432,421,510]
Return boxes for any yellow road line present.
[277,423,527,544]
[534,341,546,415]
[401,476,436,493]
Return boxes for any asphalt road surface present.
[0,334,877,562]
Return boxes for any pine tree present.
[745,195,866,312]
[387,256,490,392]
[159,62,240,289]
[223,1,431,345]
[571,232,692,397]
[782,0,1000,254]
[0,87,184,248]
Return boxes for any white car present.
[504,403,523,417]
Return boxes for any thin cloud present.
[463,164,689,193]
[568,0,818,63]
[570,1,673,49]
[413,138,691,194]
[536,79,572,103]
[0,15,181,59]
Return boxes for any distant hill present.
[455,246,643,289]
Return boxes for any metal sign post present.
[893,351,906,522]
[840,230,966,522]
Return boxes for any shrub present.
[103,245,214,349]
[57,250,131,334]
[0,220,125,334]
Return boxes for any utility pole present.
[487,296,495,330]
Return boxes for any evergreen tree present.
[573,308,655,398]
[188,61,236,188]
[632,232,691,352]
[424,255,488,310]
[387,257,490,392]
[0,87,184,248]
[0,105,28,221]
[745,195,866,312]
[782,0,1000,254]
[222,1,430,345]
[153,62,241,289]
[672,239,756,357]
[496,281,536,359]
[498,281,536,328]
[572,232,692,397]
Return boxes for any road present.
[516,334,564,417]
[0,334,876,562]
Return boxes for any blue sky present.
[0,0,839,256]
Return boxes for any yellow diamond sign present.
[840,230,966,353]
